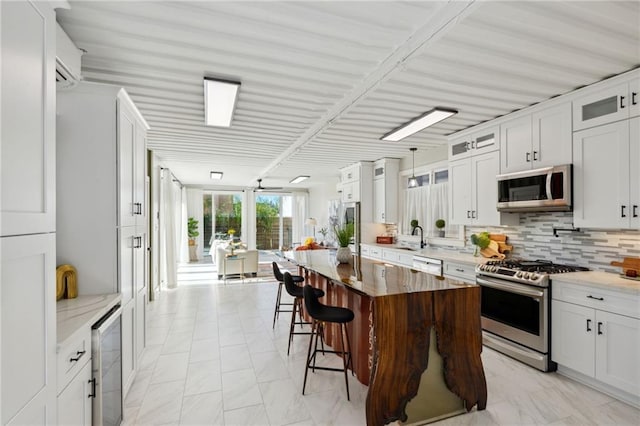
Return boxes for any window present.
[255,194,293,250]
[203,192,242,253]
[407,173,430,188]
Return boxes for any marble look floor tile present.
[138,344,163,372]
[222,368,263,411]
[219,323,247,347]
[179,391,224,425]
[244,331,278,354]
[193,321,219,341]
[151,352,190,384]
[189,337,220,363]
[125,368,153,407]
[251,351,290,383]
[136,380,185,425]
[223,404,269,426]
[146,326,170,346]
[221,343,253,373]
[184,360,222,396]
[162,330,193,354]
[121,405,140,426]
[260,378,311,425]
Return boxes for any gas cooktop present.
[476,259,589,287]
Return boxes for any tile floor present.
[124,260,640,425]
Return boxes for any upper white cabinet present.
[552,280,640,400]
[500,103,572,173]
[449,151,518,226]
[449,126,499,160]
[573,77,639,131]
[1,0,56,237]
[373,158,399,224]
[573,117,639,229]
[339,162,373,222]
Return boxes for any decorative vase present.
[473,245,479,257]
[336,246,352,264]
[438,230,445,238]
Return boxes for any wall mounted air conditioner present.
[56,23,83,89]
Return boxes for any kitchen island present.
[282,250,487,426]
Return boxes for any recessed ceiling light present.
[204,77,241,127]
[210,171,223,180]
[381,107,458,142]
[289,175,309,184]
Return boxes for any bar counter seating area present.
[281,249,488,426]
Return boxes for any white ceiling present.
[57,1,640,189]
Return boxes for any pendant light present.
[408,148,418,188]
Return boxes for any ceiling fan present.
[253,178,283,192]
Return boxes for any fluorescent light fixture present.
[210,171,223,180]
[204,77,241,127]
[289,175,309,184]
[381,107,458,142]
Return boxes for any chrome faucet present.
[411,225,426,248]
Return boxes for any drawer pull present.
[597,322,604,335]
[88,378,96,398]
[69,350,86,363]
[586,319,592,332]
[586,295,604,301]
[455,268,465,273]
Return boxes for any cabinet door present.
[118,102,136,228]
[136,287,147,361]
[341,164,359,183]
[1,233,56,425]
[119,227,136,305]
[134,125,147,226]
[449,135,472,160]
[551,300,595,377]
[629,79,639,118]
[373,178,385,223]
[500,116,532,173]
[1,0,56,237]
[630,117,639,229]
[573,121,630,228]
[121,301,136,397]
[573,83,629,131]
[448,159,472,225]
[471,151,500,226]
[134,229,146,293]
[472,126,499,154]
[533,102,572,168]
[57,361,92,426]
[595,311,640,396]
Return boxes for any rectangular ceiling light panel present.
[381,108,457,142]
[290,175,310,184]
[210,171,224,180]
[204,78,240,127]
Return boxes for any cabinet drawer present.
[360,245,371,256]
[552,281,640,319]
[57,328,91,395]
[369,247,382,259]
[397,252,414,267]
[382,249,399,263]
[443,261,476,283]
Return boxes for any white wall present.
[308,179,340,240]
[399,144,448,172]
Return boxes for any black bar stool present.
[283,272,325,356]
[302,284,354,400]
[271,262,303,329]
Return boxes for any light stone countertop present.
[57,293,121,351]
[550,271,640,295]
[364,243,491,266]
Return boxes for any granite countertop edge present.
[56,293,122,351]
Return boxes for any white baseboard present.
[557,365,640,409]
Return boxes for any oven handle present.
[477,277,544,298]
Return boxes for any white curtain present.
[160,169,178,289]
[402,186,429,235]
[428,182,449,237]
[292,193,308,245]
[178,186,189,263]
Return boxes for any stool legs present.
[272,281,294,329]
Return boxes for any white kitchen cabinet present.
[122,301,136,396]
[448,125,499,160]
[341,181,359,203]
[443,260,476,284]
[573,76,639,131]
[449,151,518,226]
[573,117,639,229]
[1,234,57,425]
[1,0,56,237]
[339,162,373,224]
[500,103,572,173]
[57,359,92,426]
[136,287,147,361]
[552,280,640,401]
[373,158,399,224]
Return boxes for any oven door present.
[478,276,547,353]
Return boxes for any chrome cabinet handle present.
[597,322,604,335]
[586,319,592,332]
[70,350,86,363]
[587,295,604,301]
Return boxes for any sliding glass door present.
[203,192,242,254]
[255,194,293,250]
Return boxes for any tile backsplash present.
[465,212,639,273]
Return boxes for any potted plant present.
[435,219,446,237]
[470,232,490,257]
[334,223,354,263]
[188,217,199,261]
[318,227,329,245]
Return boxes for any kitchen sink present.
[396,247,417,251]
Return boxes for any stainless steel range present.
[476,259,588,372]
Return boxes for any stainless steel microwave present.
[497,164,572,212]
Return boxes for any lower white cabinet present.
[552,281,640,400]
[57,361,92,426]
[122,300,136,395]
[443,260,476,284]
[136,287,147,361]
